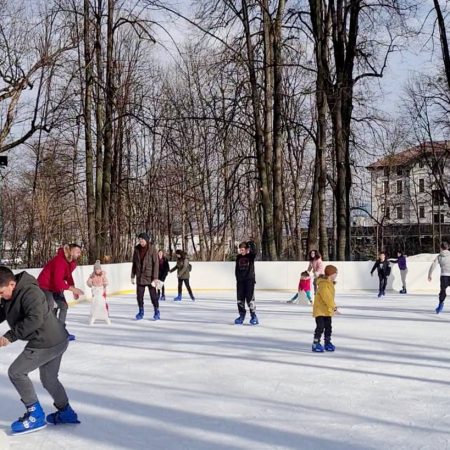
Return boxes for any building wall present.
[370,160,450,226]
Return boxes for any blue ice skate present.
[435,302,444,314]
[135,308,144,320]
[173,295,182,302]
[160,295,166,301]
[11,401,47,435]
[153,309,160,320]
[324,342,336,352]
[46,403,80,425]
[190,296,195,302]
[68,334,76,341]
[312,342,324,352]
[249,313,259,325]
[377,292,382,298]
[234,315,245,325]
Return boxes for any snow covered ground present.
[1,290,450,450]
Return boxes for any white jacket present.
[429,250,450,277]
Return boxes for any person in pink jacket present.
[287,271,312,304]
[86,261,110,325]
[307,249,325,294]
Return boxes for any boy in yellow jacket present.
[312,265,338,352]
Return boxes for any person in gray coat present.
[131,233,160,320]
[0,266,79,435]
[170,250,195,301]
[428,241,450,314]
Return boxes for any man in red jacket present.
[38,244,84,341]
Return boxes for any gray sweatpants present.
[400,269,408,290]
[8,339,69,408]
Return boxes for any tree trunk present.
[84,0,96,263]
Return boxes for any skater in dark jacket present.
[170,250,195,301]
[131,233,160,320]
[234,241,258,325]
[370,252,391,298]
[157,250,170,301]
[0,267,79,435]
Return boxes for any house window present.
[397,180,403,194]
[385,206,390,219]
[384,167,390,177]
[383,181,389,194]
[418,160,425,169]
[432,189,445,206]
[434,213,445,224]
[419,206,425,219]
[396,167,403,176]
[396,205,403,220]
[419,179,425,193]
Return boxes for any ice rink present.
[1,290,450,450]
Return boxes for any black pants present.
[439,275,450,303]
[43,290,68,325]
[378,275,387,294]
[236,279,256,316]
[178,278,194,299]
[157,284,165,299]
[314,316,332,343]
[136,284,158,311]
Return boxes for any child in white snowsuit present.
[86,260,110,325]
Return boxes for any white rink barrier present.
[19,260,442,301]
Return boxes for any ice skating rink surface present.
[0,290,449,450]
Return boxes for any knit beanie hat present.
[138,232,150,242]
[324,265,338,277]
[94,260,102,272]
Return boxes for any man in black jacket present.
[370,252,391,298]
[0,267,79,434]
[234,241,259,325]
[131,232,159,320]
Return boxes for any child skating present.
[370,252,391,297]
[0,266,79,434]
[170,250,195,301]
[86,260,110,325]
[312,265,339,353]
[234,241,258,325]
[287,271,312,305]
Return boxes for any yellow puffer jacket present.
[312,276,336,318]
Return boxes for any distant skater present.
[390,251,408,294]
[234,241,258,325]
[170,250,195,302]
[428,241,450,314]
[157,250,170,301]
[370,252,391,298]
[287,271,312,305]
[307,250,325,294]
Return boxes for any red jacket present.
[298,277,311,291]
[38,246,77,293]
